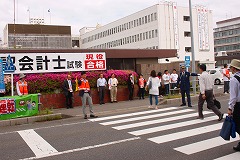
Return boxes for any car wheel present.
[215,79,221,85]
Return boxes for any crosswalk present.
[89,106,240,159]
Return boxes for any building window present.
[183,16,190,21]
[151,13,153,21]
[148,15,150,23]
[136,19,139,26]
[142,17,144,24]
[145,16,147,23]
[140,33,142,41]
[154,12,157,20]
[143,32,145,40]
[146,32,148,39]
[185,47,191,52]
[184,32,191,37]
[152,30,155,38]
[155,29,158,37]
[139,18,141,25]
[134,20,136,27]
[149,31,151,39]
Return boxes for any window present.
[148,15,150,23]
[143,33,145,40]
[145,16,147,23]
[139,18,141,25]
[136,19,139,26]
[185,47,191,52]
[142,17,144,24]
[149,31,151,39]
[146,32,148,39]
[184,32,191,37]
[209,70,216,74]
[183,16,190,21]
[140,33,142,41]
[154,12,157,20]
[134,20,136,27]
[152,30,155,38]
[155,29,158,37]
[151,13,153,21]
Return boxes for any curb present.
[164,93,224,105]
[0,113,62,127]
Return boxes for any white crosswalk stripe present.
[92,107,238,159]
[214,152,240,160]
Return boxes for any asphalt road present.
[0,93,239,160]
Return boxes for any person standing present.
[97,73,107,105]
[162,70,170,96]
[63,74,73,109]
[16,73,28,96]
[197,64,223,120]
[127,74,134,100]
[170,69,178,89]
[146,70,160,109]
[138,74,146,99]
[108,73,118,103]
[78,72,98,119]
[227,59,240,151]
[157,72,163,98]
[223,64,230,94]
[177,66,197,107]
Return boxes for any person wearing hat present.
[227,59,240,151]
[177,66,198,107]
[16,73,28,96]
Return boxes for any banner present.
[0,59,5,93]
[0,94,39,120]
[0,52,106,74]
[173,2,179,50]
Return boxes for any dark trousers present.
[139,88,145,99]
[181,89,191,106]
[233,102,240,135]
[164,84,170,95]
[128,86,134,100]
[198,89,221,118]
[224,81,230,93]
[65,92,73,109]
[99,86,105,104]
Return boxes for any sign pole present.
[11,74,14,96]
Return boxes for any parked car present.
[207,68,223,85]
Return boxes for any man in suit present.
[63,74,73,109]
[177,66,198,107]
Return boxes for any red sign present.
[0,99,15,114]
[84,60,105,70]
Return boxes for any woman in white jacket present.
[146,70,160,109]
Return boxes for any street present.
[0,93,239,160]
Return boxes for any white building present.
[80,2,215,68]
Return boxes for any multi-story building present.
[80,2,215,68]
[3,24,72,49]
[214,17,240,67]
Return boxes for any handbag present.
[219,116,236,140]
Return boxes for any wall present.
[40,85,140,109]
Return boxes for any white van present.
[207,68,224,85]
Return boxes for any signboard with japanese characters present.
[0,53,106,74]
[0,94,38,120]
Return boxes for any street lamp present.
[189,0,196,95]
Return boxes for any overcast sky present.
[0,0,239,39]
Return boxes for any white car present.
[207,68,224,85]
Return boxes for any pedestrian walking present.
[138,74,146,99]
[197,64,223,121]
[223,64,230,94]
[146,70,160,109]
[63,74,73,109]
[108,73,118,103]
[162,70,170,96]
[127,74,134,100]
[78,72,98,119]
[177,66,197,107]
[16,73,28,96]
[227,59,240,151]
[97,73,107,105]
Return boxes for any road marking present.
[114,111,212,130]
[174,137,239,155]
[148,123,222,144]
[129,114,216,136]
[100,109,193,126]
[20,137,141,160]
[88,107,180,122]
[18,129,58,157]
[214,152,240,160]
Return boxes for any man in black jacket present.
[63,74,73,109]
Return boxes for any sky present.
[0,0,239,40]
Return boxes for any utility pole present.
[189,0,196,95]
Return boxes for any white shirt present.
[223,68,230,81]
[108,78,118,87]
[68,80,73,92]
[147,77,160,95]
[228,71,240,111]
[199,71,214,94]
[97,78,107,87]
[170,73,178,83]
[162,74,170,84]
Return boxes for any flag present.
[48,9,50,12]
[75,76,78,91]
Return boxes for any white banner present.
[173,2,179,50]
[0,52,106,74]
[197,5,209,51]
